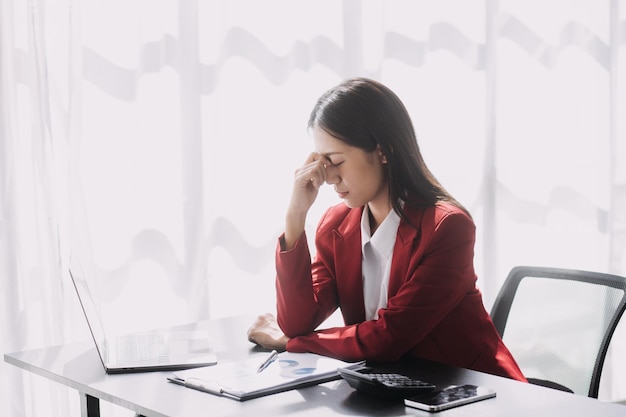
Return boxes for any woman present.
[248,77,526,381]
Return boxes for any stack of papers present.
[168,352,364,401]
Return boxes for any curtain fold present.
[1,0,76,415]
[2,1,625,415]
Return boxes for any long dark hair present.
[308,77,469,222]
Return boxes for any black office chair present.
[490,266,626,398]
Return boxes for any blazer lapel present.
[388,205,424,296]
[333,207,366,324]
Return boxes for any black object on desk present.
[404,383,496,412]
[338,366,436,399]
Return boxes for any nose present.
[324,165,340,185]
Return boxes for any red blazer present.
[276,202,526,381]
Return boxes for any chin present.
[341,199,362,209]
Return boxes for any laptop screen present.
[68,259,109,365]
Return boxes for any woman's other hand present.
[247,313,289,351]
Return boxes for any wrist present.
[281,335,290,351]
[284,211,306,251]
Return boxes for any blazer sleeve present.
[275,212,341,337]
[286,208,478,363]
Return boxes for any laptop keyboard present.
[116,334,170,364]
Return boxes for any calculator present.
[337,367,436,399]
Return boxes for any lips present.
[336,190,348,199]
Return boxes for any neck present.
[367,202,392,235]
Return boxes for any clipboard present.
[167,352,365,401]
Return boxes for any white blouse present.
[360,205,401,320]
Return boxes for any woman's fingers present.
[297,153,327,189]
[286,153,328,230]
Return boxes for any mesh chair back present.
[490,266,626,398]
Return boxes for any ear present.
[376,144,388,164]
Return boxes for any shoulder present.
[400,202,475,242]
[432,202,473,226]
[405,201,472,225]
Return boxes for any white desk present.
[5,315,626,417]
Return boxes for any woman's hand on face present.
[247,313,289,351]
[289,153,327,215]
[282,153,327,251]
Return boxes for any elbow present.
[277,315,309,338]
[359,329,409,362]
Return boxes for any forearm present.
[275,234,338,336]
[285,320,402,363]
[283,209,306,251]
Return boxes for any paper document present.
[168,352,365,401]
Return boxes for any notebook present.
[69,259,217,374]
[167,351,366,401]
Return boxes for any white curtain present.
[1,0,625,415]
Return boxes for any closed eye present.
[324,157,343,167]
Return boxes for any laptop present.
[68,259,218,373]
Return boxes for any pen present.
[257,350,279,373]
